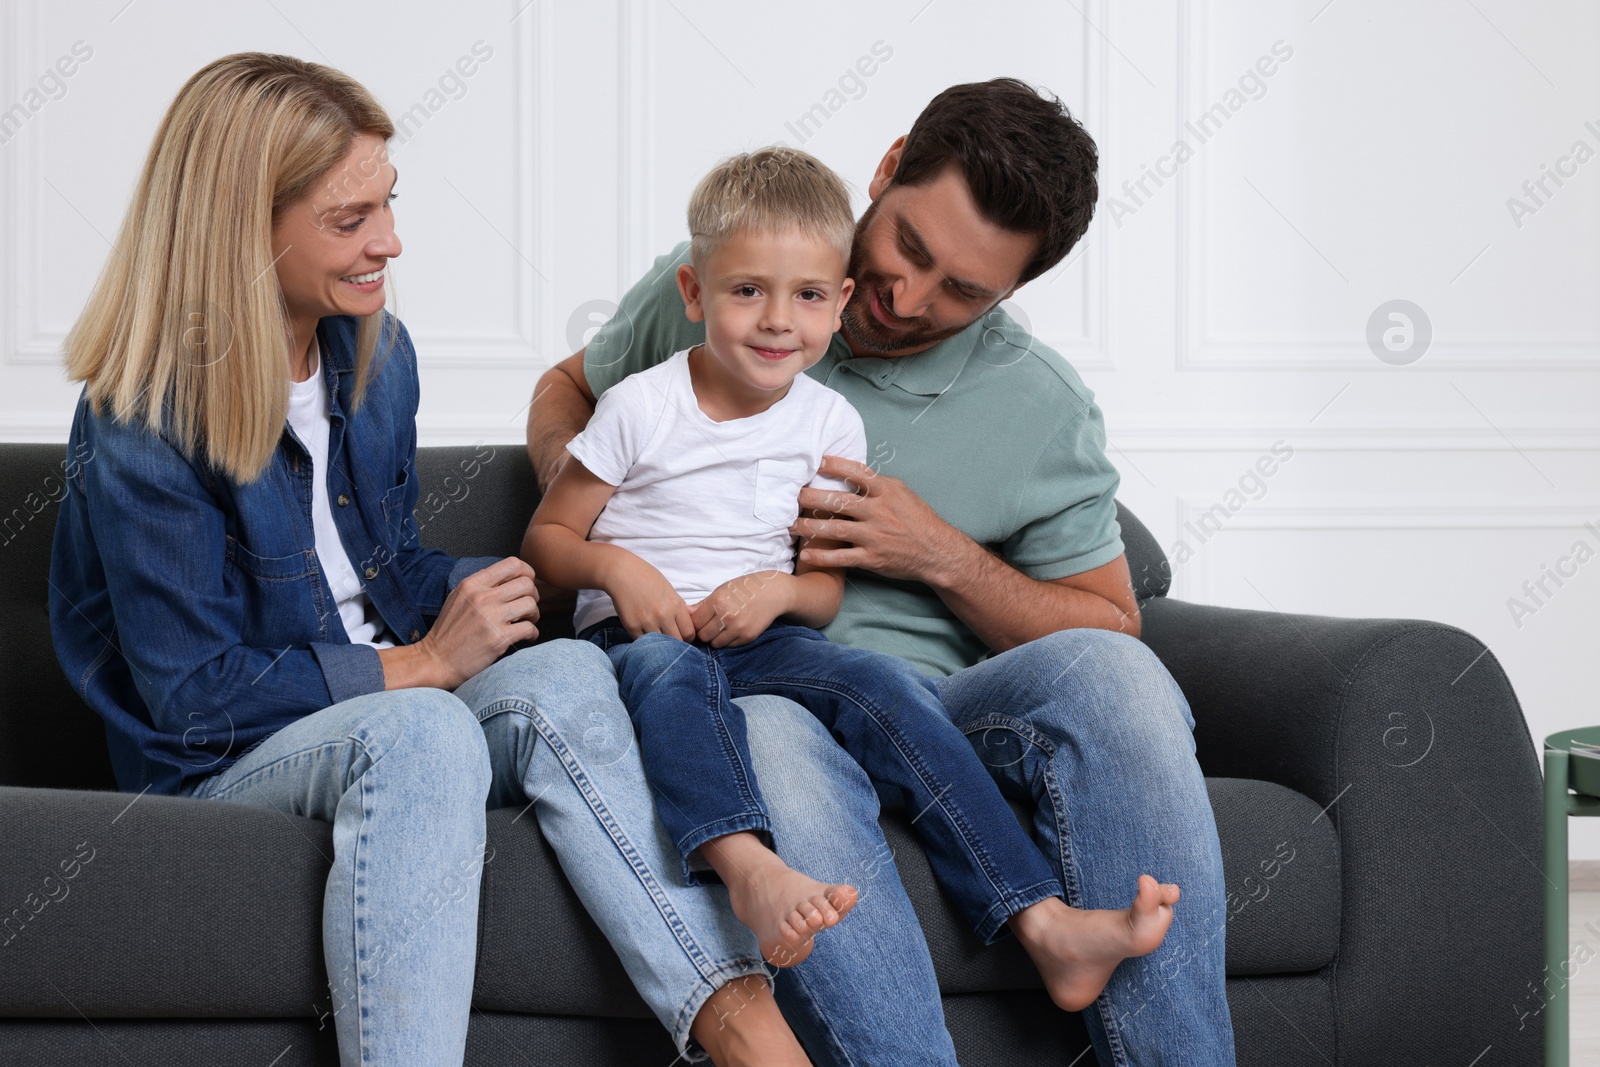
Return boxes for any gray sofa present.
[0,442,1544,1065]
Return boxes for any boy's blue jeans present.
[582,619,1064,943]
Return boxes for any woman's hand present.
[690,571,791,648]
[606,553,694,641]
[384,557,539,690]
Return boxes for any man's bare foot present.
[690,973,813,1067]
[1011,874,1180,1012]
[700,832,859,967]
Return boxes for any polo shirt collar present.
[832,318,981,396]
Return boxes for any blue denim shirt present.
[49,315,497,795]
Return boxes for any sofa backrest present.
[0,442,1167,790]
[1,444,105,790]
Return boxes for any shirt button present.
[336,494,350,507]
[409,629,421,642]
[364,566,378,579]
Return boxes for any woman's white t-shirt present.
[565,349,867,634]
[286,340,394,648]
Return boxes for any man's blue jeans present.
[583,620,1063,943]
[754,628,1237,1067]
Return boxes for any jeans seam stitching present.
[522,703,722,986]
[670,958,771,1057]
[355,736,373,1065]
[1046,734,1132,1067]
[675,814,772,873]
[481,692,738,1045]
[703,647,765,826]
[973,878,1066,944]
[964,712,1136,1062]
[775,962,861,1067]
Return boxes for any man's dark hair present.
[890,77,1097,285]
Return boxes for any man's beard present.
[839,202,983,356]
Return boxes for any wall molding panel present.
[3,2,58,368]
[1172,0,1599,372]
[1111,426,1600,452]
[404,0,551,370]
[1171,498,1600,603]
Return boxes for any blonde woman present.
[48,54,808,1066]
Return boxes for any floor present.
[1571,890,1600,1061]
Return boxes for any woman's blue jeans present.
[182,686,494,1066]
[181,639,768,1065]
[584,620,1063,943]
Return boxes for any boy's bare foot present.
[690,973,813,1067]
[1011,874,1180,1012]
[700,832,859,967]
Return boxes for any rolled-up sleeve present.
[310,641,385,705]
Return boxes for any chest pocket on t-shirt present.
[752,458,808,528]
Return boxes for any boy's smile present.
[676,227,854,421]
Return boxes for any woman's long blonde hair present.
[65,52,396,483]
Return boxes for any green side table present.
[1546,726,1600,1066]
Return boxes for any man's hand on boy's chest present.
[787,455,1137,641]
[789,455,968,586]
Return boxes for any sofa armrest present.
[1139,596,1543,1065]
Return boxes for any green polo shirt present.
[584,242,1123,677]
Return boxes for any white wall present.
[3,0,1597,854]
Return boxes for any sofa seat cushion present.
[0,777,1338,1018]
[1204,777,1341,975]
[0,786,328,1017]
[877,777,1340,995]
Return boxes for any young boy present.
[524,148,1178,1012]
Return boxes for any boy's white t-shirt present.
[285,340,394,648]
[566,348,867,634]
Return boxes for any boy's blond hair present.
[65,52,396,484]
[687,147,855,269]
